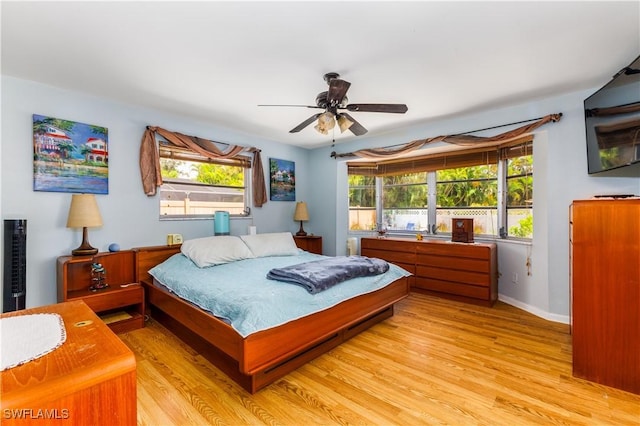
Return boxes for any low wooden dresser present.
[1,300,137,425]
[361,237,498,306]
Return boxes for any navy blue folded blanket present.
[266,255,390,294]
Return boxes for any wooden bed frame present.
[133,245,410,393]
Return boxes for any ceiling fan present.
[259,72,408,136]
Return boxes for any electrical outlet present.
[512,272,519,284]
[167,233,183,245]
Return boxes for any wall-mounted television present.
[584,55,640,177]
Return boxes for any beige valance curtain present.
[348,135,534,176]
[139,126,267,207]
[334,113,562,160]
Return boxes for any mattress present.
[149,251,411,337]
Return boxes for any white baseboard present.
[498,294,570,325]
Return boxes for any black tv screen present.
[584,55,640,177]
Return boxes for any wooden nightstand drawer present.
[74,285,143,312]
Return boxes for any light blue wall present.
[1,76,310,309]
[308,89,640,322]
[2,75,639,321]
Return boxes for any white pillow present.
[240,232,299,258]
[180,235,254,268]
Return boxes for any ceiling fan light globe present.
[314,112,335,135]
[314,122,329,135]
[337,115,354,133]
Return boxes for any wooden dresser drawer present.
[361,238,416,253]
[416,265,491,287]
[416,242,489,259]
[417,254,489,273]
[362,247,417,265]
[414,277,490,300]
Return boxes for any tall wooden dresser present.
[570,198,640,394]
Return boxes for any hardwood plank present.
[119,293,640,425]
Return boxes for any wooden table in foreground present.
[1,300,137,425]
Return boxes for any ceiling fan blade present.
[340,113,368,136]
[345,103,408,113]
[289,113,322,133]
[328,79,351,104]
[258,104,323,109]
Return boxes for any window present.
[505,149,533,238]
[436,165,498,235]
[382,172,428,231]
[347,138,533,239]
[159,145,251,219]
[348,174,376,231]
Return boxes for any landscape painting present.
[33,114,109,194]
[269,158,295,201]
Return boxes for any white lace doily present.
[0,313,67,371]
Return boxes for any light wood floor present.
[119,293,640,425]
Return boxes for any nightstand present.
[293,235,323,255]
[57,250,144,333]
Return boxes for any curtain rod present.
[451,113,563,136]
[346,112,564,152]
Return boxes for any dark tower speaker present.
[3,219,27,312]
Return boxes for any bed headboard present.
[133,245,181,283]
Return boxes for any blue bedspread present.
[267,256,389,294]
[148,251,411,337]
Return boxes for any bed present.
[133,233,411,393]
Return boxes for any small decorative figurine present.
[376,223,387,239]
[90,262,109,292]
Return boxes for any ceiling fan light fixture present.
[314,112,335,135]
[337,115,353,133]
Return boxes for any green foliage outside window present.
[382,173,428,209]
[160,160,244,186]
[436,165,497,207]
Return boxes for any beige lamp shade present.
[66,194,103,256]
[294,202,309,236]
[293,202,309,221]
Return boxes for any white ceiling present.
[2,1,639,149]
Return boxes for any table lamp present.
[293,201,309,236]
[66,194,103,256]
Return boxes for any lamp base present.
[71,227,99,256]
[296,221,307,237]
[72,246,99,256]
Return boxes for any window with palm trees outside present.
[506,153,533,238]
[348,175,376,231]
[348,148,534,239]
[382,172,428,232]
[436,165,498,235]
